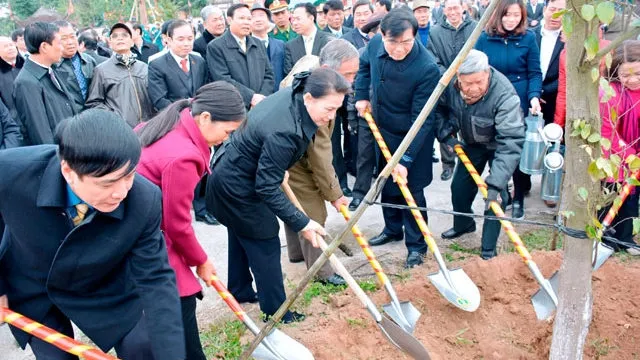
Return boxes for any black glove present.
[485,187,500,211]
[444,135,461,152]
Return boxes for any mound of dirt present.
[283,251,640,359]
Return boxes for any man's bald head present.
[0,36,18,63]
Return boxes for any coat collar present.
[36,152,125,219]
[222,30,258,53]
[0,54,24,73]
[179,108,212,174]
[23,57,49,80]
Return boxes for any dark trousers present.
[512,167,531,203]
[440,141,456,169]
[29,306,154,360]
[353,118,377,199]
[193,175,208,217]
[381,191,429,255]
[181,294,206,360]
[450,145,508,259]
[598,183,640,251]
[332,118,349,189]
[227,228,294,321]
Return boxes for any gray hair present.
[319,39,359,70]
[201,5,224,21]
[458,49,490,75]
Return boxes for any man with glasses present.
[354,8,440,269]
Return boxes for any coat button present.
[517,76,521,79]
[516,43,519,45]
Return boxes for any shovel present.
[209,275,314,360]
[281,181,431,359]
[454,145,558,320]
[364,112,481,312]
[1,307,120,360]
[339,205,421,333]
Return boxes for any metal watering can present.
[539,124,565,202]
[519,114,546,175]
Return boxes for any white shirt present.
[302,28,317,56]
[328,26,343,37]
[170,50,190,72]
[231,33,247,52]
[253,35,269,49]
[539,27,561,80]
[530,2,539,14]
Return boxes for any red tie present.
[180,58,188,73]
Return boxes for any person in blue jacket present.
[475,0,542,220]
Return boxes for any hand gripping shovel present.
[339,205,421,333]
[453,145,558,320]
[1,307,120,360]
[281,181,430,359]
[209,275,314,360]
[364,112,481,312]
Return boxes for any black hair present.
[167,20,193,38]
[24,22,59,54]
[132,23,144,36]
[353,0,374,15]
[304,67,351,98]
[227,3,250,18]
[377,0,392,11]
[78,30,99,50]
[55,109,141,178]
[11,28,24,42]
[380,7,417,37]
[53,20,73,30]
[138,81,246,148]
[294,3,317,22]
[161,20,175,36]
[323,0,344,14]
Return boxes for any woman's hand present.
[530,97,542,115]
[196,259,217,287]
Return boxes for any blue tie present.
[71,54,87,98]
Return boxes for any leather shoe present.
[368,232,403,246]
[318,274,346,286]
[405,251,425,268]
[289,257,305,263]
[432,150,440,163]
[441,167,454,181]
[348,198,362,211]
[342,187,353,197]
[512,201,524,220]
[236,294,259,304]
[441,225,476,240]
[282,311,306,324]
[195,213,220,225]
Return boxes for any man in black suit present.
[129,22,160,63]
[342,0,373,49]
[323,0,352,37]
[0,110,184,360]
[13,22,76,145]
[194,5,227,59]
[527,0,544,28]
[78,30,109,65]
[251,3,286,92]
[208,3,275,109]
[0,36,24,121]
[284,3,334,75]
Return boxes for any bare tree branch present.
[583,25,640,68]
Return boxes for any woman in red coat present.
[136,81,246,360]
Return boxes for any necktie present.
[71,55,88,98]
[73,203,89,226]
[49,69,62,91]
[180,58,188,73]
[239,38,246,53]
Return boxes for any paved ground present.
[1,147,558,359]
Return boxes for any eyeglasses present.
[110,33,131,40]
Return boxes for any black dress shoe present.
[342,187,353,197]
[368,232,403,246]
[405,251,425,269]
[279,311,306,324]
[348,198,362,211]
[432,152,440,163]
[195,213,220,225]
[441,167,454,181]
[289,257,305,263]
[441,225,476,240]
[236,294,259,304]
[512,201,524,220]
[318,274,346,286]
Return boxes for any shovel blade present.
[427,268,481,312]
[378,315,431,360]
[382,300,421,333]
[251,329,315,360]
[592,241,614,271]
[531,272,559,321]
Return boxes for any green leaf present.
[578,187,589,201]
[586,224,598,239]
[587,133,601,143]
[562,12,573,36]
[573,118,581,130]
[605,52,613,70]
[610,153,621,166]
[634,219,640,235]
[610,107,618,124]
[552,9,568,19]
[596,1,615,24]
[596,157,608,169]
[581,144,593,158]
[626,154,639,164]
[627,178,640,186]
[600,137,612,150]
[581,4,596,21]
[591,67,600,82]
[588,160,604,181]
[630,157,640,171]
[581,123,592,139]
[584,35,599,60]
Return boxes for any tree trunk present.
[549,1,601,358]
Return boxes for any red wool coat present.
[137,108,211,297]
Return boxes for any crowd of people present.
[0,0,639,358]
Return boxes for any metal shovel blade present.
[592,241,614,271]
[251,329,315,360]
[377,315,431,360]
[427,268,481,312]
[530,272,560,320]
[382,300,421,333]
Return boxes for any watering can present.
[539,124,565,202]
[519,114,546,175]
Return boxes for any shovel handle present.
[210,275,249,323]
[1,307,120,360]
[339,205,389,286]
[601,170,639,229]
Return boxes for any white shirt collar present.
[541,26,561,38]
[253,34,269,47]
[231,32,247,48]
[328,26,343,36]
[29,57,50,70]
[302,27,317,43]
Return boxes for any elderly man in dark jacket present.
[208,4,275,109]
[86,23,154,128]
[438,50,525,259]
[355,8,440,269]
[0,36,24,120]
[194,5,227,59]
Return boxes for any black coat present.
[207,30,275,108]
[534,26,564,124]
[527,3,544,26]
[0,55,23,120]
[194,30,216,60]
[354,34,439,195]
[0,99,22,149]
[148,52,209,110]
[0,146,184,359]
[206,76,317,239]
[131,41,160,63]
[284,30,334,75]
[13,58,77,145]
[341,28,368,49]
